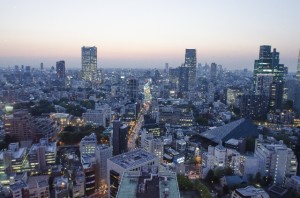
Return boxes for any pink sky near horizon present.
[0,0,300,70]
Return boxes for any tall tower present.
[184,49,197,90]
[82,46,97,81]
[210,62,217,83]
[112,120,128,156]
[253,46,284,94]
[127,78,138,102]
[297,50,300,81]
[253,45,285,110]
[56,60,65,79]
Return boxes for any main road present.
[127,103,150,150]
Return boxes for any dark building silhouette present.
[240,94,269,119]
[184,49,197,90]
[269,81,284,110]
[210,62,217,83]
[112,120,128,156]
[56,60,65,79]
[253,45,285,110]
[178,66,189,93]
[127,78,138,102]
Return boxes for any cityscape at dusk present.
[1,1,300,70]
[1,1,300,198]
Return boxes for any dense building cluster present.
[0,46,300,197]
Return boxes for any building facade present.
[82,46,97,81]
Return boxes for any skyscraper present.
[210,62,217,83]
[297,50,300,81]
[253,45,285,110]
[56,60,65,79]
[126,78,138,102]
[253,45,285,95]
[82,46,97,81]
[184,49,197,90]
[112,120,128,156]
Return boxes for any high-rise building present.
[240,94,269,119]
[253,45,285,95]
[178,65,189,93]
[95,145,112,188]
[82,46,97,81]
[296,50,300,81]
[126,78,138,102]
[253,45,285,110]
[4,109,34,141]
[184,49,197,90]
[56,60,65,79]
[112,120,128,156]
[254,135,297,185]
[210,62,217,83]
[269,81,284,110]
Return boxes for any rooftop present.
[27,175,50,189]
[108,149,157,169]
[235,186,269,197]
[117,166,180,198]
[200,118,259,143]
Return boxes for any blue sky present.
[0,0,300,70]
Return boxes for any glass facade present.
[82,46,97,81]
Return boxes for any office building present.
[296,50,300,81]
[127,78,138,102]
[178,65,189,93]
[0,143,27,174]
[4,109,34,141]
[240,94,269,119]
[269,81,284,110]
[168,67,179,97]
[116,166,180,198]
[28,138,57,174]
[8,180,29,198]
[112,120,128,156]
[79,133,97,155]
[107,149,159,198]
[210,62,217,83]
[82,109,106,127]
[184,49,197,90]
[254,135,297,184]
[56,60,65,79]
[144,137,164,162]
[253,45,285,108]
[27,175,50,198]
[95,144,112,187]
[82,46,97,81]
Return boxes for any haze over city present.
[1,0,300,70]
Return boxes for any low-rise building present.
[116,166,180,198]
[107,149,159,198]
[231,186,269,198]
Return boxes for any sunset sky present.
[1,0,300,70]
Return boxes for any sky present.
[0,0,300,71]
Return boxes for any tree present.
[223,185,230,195]
[224,167,234,176]
[177,174,193,190]
[205,169,214,183]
